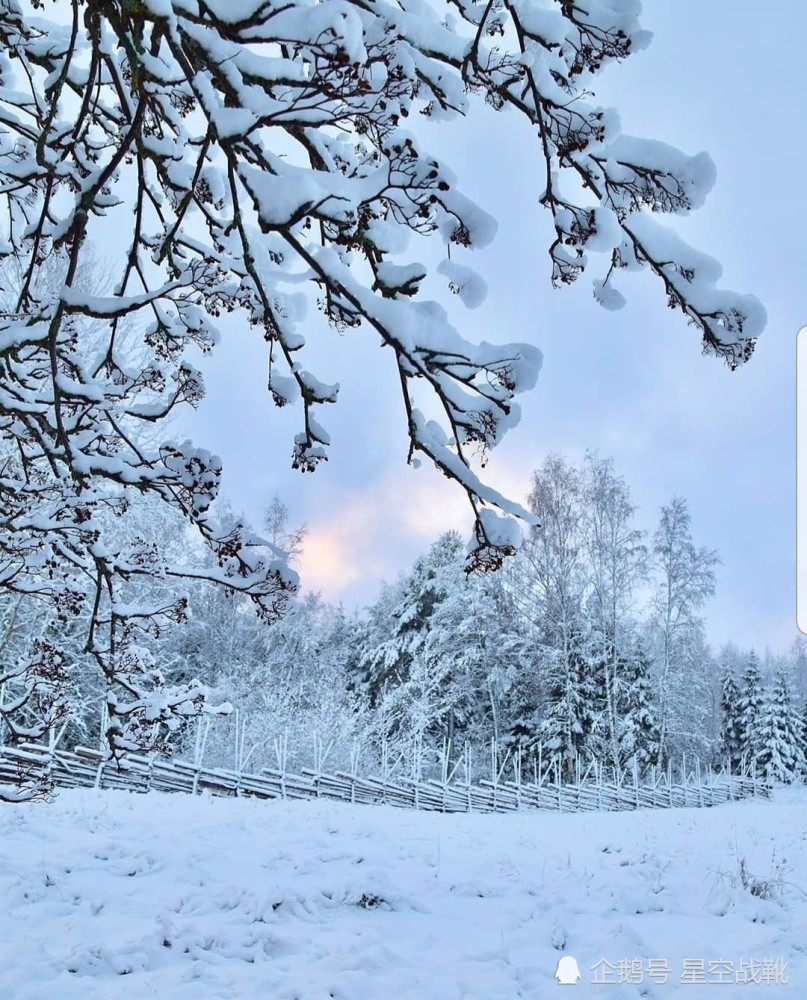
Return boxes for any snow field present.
[0,788,804,999]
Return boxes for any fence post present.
[274,732,288,800]
[667,759,673,808]
[597,759,603,811]
[192,717,209,795]
[466,743,472,812]
[681,753,687,806]
[312,734,322,799]
[576,758,582,812]
[488,739,497,812]
[99,699,108,752]
[413,738,420,811]
[349,739,359,805]
[514,746,522,810]
[441,739,450,813]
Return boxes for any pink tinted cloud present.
[298,459,532,604]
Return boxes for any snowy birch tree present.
[263,494,307,563]
[515,455,587,646]
[513,455,602,770]
[648,498,718,765]
[582,453,646,768]
[206,593,361,772]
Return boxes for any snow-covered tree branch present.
[0,0,765,757]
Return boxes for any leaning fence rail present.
[0,741,771,813]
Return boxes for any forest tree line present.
[1,453,804,784]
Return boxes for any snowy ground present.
[0,788,804,999]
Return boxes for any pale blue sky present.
[187,0,802,653]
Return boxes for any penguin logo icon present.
[555,955,581,985]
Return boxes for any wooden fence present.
[0,741,771,814]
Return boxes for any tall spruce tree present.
[353,532,528,754]
[756,672,805,783]
[737,653,765,770]
[539,627,600,779]
[504,674,542,753]
[718,669,743,769]
[617,644,661,774]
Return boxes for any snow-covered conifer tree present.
[351,532,471,754]
[539,627,600,778]
[736,653,765,770]
[616,643,660,773]
[756,671,805,784]
[353,533,464,717]
[354,532,528,757]
[718,668,743,769]
[506,680,542,753]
